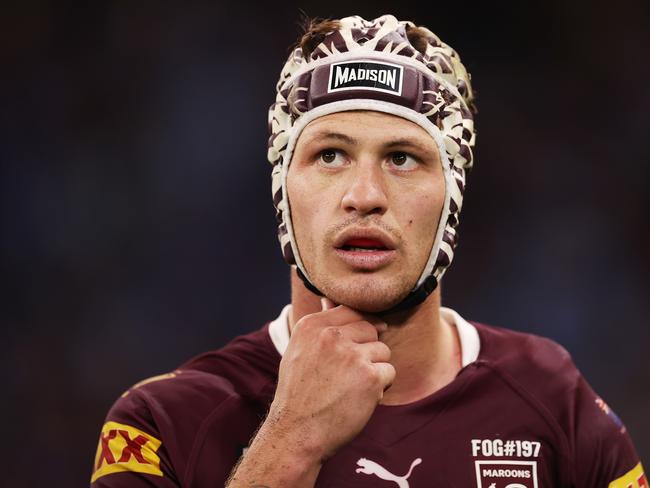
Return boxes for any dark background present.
[2,0,648,485]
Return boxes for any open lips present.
[333,233,397,270]
[333,232,397,270]
[333,229,397,252]
[339,238,391,252]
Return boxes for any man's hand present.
[269,298,394,460]
[226,299,394,487]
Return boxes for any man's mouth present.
[339,238,389,252]
[333,232,397,270]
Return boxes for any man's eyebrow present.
[383,138,433,153]
[308,131,359,145]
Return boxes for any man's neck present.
[288,268,462,406]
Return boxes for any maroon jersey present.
[90,307,645,487]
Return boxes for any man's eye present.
[321,150,336,163]
[392,153,407,165]
[389,152,418,170]
[318,149,345,167]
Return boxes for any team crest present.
[474,460,538,488]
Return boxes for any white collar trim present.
[440,306,480,367]
[268,304,292,356]
[268,304,480,367]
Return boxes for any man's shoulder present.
[469,320,584,415]
[467,320,643,485]
[468,320,621,444]
[91,324,280,485]
[111,322,281,420]
[473,320,576,380]
[110,368,240,422]
[112,323,279,434]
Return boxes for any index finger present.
[317,301,387,329]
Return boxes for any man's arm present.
[225,419,321,487]
[90,389,181,487]
[572,374,645,487]
[226,300,394,487]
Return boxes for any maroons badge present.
[474,460,538,488]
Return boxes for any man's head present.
[267,14,477,314]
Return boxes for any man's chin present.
[320,279,412,313]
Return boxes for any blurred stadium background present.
[1,0,648,485]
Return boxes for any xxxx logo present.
[608,462,647,488]
[91,421,163,482]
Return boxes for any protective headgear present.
[267,14,477,314]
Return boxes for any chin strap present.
[295,268,438,316]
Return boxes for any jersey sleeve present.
[572,372,646,487]
[90,380,181,487]
[485,324,646,487]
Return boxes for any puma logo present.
[355,457,422,487]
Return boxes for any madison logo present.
[328,61,403,95]
[91,421,163,482]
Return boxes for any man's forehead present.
[299,112,437,151]
[305,109,414,126]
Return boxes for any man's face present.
[287,110,445,312]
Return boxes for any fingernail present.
[376,322,388,332]
[320,298,329,310]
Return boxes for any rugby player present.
[90,14,645,487]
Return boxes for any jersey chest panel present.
[313,369,565,488]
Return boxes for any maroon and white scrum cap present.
[267,14,477,313]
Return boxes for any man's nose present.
[340,163,388,215]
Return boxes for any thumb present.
[320,297,336,311]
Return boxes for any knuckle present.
[345,344,363,362]
[363,362,381,383]
[379,343,391,359]
[366,323,380,339]
[319,326,342,345]
[386,364,397,382]
[356,322,378,340]
[294,315,315,333]
[361,320,376,330]
[296,314,329,335]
